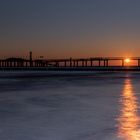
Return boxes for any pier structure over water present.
[0,52,140,69]
[0,57,140,67]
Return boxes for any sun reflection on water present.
[118,79,140,140]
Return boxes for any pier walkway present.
[0,57,140,68]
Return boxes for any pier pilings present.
[0,57,140,68]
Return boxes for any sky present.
[1,0,140,58]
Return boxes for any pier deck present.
[1,55,140,71]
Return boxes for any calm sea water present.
[0,72,140,140]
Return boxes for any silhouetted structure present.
[29,51,33,67]
[1,52,140,70]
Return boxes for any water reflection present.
[118,79,140,140]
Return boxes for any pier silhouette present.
[1,52,140,71]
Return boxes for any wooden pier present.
[1,52,140,71]
[0,57,140,67]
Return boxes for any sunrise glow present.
[125,58,131,63]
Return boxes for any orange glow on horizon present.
[125,58,131,63]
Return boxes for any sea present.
[0,71,140,140]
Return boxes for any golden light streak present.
[117,79,140,140]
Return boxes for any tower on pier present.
[29,51,33,67]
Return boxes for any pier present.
[1,52,140,71]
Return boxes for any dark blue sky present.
[1,0,140,58]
